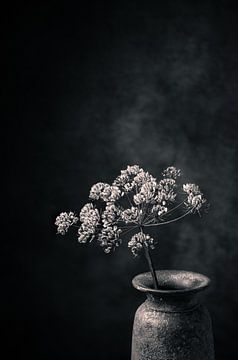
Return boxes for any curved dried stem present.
[144,209,193,227]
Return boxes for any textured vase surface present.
[131,270,215,360]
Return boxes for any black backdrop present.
[5,1,238,359]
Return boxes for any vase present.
[131,270,215,360]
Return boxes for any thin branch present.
[118,223,138,230]
[142,200,186,226]
[162,200,186,216]
[142,207,155,224]
[142,202,150,222]
[120,226,137,237]
[144,209,193,227]
[143,214,156,225]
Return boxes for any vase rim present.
[132,270,210,295]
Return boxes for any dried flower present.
[55,212,78,235]
[162,166,181,179]
[128,232,155,256]
[152,204,168,216]
[102,203,121,227]
[89,182,108,200]
[77,203,100,243]
[56,165,207,255]
[133,180,157,205]
[89,183,122,202]
[101,185,122,202]
[78,223,95,243]
[121,165,142,176]
[80,203,100,226]
[98,225,122,253]
[121,207,141,224]
[112,173,130,188]
[134,170,156,187]
[156,178,177,205]
[183,183,206,212]
[183,183,200,194]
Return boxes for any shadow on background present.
[4,1,238,359]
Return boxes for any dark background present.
[5,1,238,359]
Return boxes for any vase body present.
[131,270,215,360]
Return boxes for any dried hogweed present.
[55,165,208,288]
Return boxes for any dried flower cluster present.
[55,212,78,235]
[128,233,155,257]
[55,165,207,257]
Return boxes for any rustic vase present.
[131,270,215,360]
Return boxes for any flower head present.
[121,207,141,224]
[156,178,177,204]
[101,185,122,202]
[112,173,130,188]
[78,223,95,243]
[55,212,78,235]
[121,165,142,177]
[134,170,156,187]
[89,182,107,200]
[187,193,206,212]
[113,165,143,192]
[80,203,100,226]
[183,183,200,194]
[98,225,122,253]
[78,203,100,243]
[89,183,122,202]
[128,232,155,256]
[152,204,168,217]
[133,177,157,205]
[102,203,121,227]
[183,183,207,212]
[162,166,181,179]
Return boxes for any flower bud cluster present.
[183,183,206,212]
[55,212,79,235]
[152,204,168,216]
[128,232,155,256]
[98,226,122,254]
[133,180,157,205]
[78,203,100,243]
[113,165,143,192]
[133,171,156,187]
[121,206,141,224]
[156,178,177,204]
[121,165,142,176]
[97,203,122,253]
[102,203,121,227]
[162,166,181,179]
[90,182,122,202]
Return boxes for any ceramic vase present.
[131,270,215,360]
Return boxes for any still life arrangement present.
[55,165,214,360]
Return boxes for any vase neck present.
[132,270,210,313]
[145,292,200,313]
